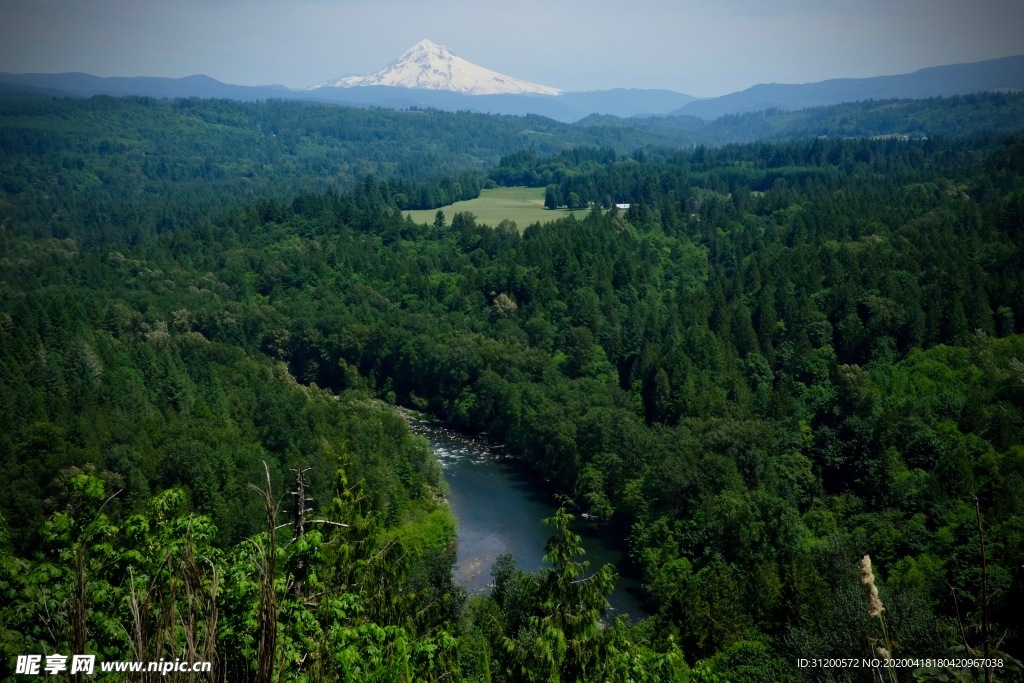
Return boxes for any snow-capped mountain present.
[309,39,561,96]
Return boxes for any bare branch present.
[308,519,350,528]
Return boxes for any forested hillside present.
[3,92,1022,242]
[1,94,1023,681]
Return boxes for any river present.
[404,414,649,621]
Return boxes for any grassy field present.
[404,186,584,230]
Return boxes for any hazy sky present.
[1,0,1022,96]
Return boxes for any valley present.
[0,82,1022,682]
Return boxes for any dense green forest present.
[3,91,1022,242]
[1,93,1023,681]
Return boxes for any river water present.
[405,414,649,620]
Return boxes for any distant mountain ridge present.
[1,51,1022,123]
[0,72,293,100]
[673,54,1024,119]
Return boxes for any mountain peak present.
[310,40,561,96]
[408,38,444,52]
[395,39,456,66]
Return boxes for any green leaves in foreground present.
[0,456,463,682]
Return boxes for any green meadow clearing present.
[405,186,585,230]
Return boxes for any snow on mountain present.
[309,39,561,96]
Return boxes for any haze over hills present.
[1,43,1022,123]
[673,54,1024,120]
[0,71,294,100]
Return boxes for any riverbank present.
[398,407,649,620]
